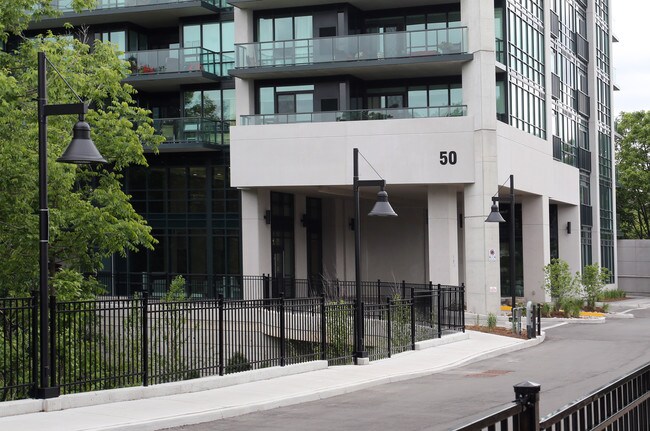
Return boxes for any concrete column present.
[428,186,459,285]
[522,195,550,302]
[558,204,582,276]
[234,8,254,119]
[461,0,501,315]
[240,189,272,298]
[294,194,307,279]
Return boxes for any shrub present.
[225,352,251,374]
[487,313,497,331]
[540,302,553,317]
[580,264,610,310]
[597,289,626,301]
[560,297,583,318]
[543,259,579,311]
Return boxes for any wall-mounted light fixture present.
[264,210,271,225]
[349,218,355,231]
[300,214,308,228]
[566,221,572,234]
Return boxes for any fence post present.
[410,288,416,350]
[49,295,57,389]
[31,291,39,395]
[263,274,270,299]
[437,284,442,338]
[279,293,286,367]
[428,282,434,329]
[460,283,466,332]
[513,381,541,431]
[401,280,406,299]
[377,279,381,305]
[218,294,224,376]
[537,303,542,336]
[387,296,392,358]
[142,290,149,387]
[320,294,327,361]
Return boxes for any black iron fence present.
[0,296,36,401]
[1,284,464,402]
[454,361,650,430]
[94,272,452,303]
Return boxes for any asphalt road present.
[167,308,650,431]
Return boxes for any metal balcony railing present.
[152,117,231,146]
[52,0,230,11]
[241,105,467,126]
[126,48,233,77]
[235,27,468,69]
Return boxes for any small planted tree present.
[543,259,580,313]
[581,264,610,310]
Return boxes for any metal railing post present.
[377,279,381,305]
[410,288,416,350]
[279,294,286,367]
[49,295,57,388]
[30,291,39,395]
[537,303,542,336]
[437,284,442,338]
[513,382,541,431]
[401,280,406,299]
[142,290,149,387]
[320,294,326,361]
[387,297,392,358]
[461,283,466,332]
[428,282,434,330]
[263,274,270,299]
[218,294,224,376]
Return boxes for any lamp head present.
[368,190,398,217]
[485,200,506,223]
[57,120,107,164]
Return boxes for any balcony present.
[240,105,467,126]
[31,0,228,30]
[150,117,230,152]
[231,27,471,80]
[124,48,232,91]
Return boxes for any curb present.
[0,361,329,419]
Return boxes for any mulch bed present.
[466,325,529,339]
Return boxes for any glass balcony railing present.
[52,0,230,12]
[126,48,233,77]
[240,105,467,126]
[236,27,468,69]
[153,117,232,146]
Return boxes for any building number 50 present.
[440,151,458,165]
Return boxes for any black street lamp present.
[352,148,397,363]
[36,51,106,399]
[485,174,516,314]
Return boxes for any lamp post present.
[485,174,516,313]
[352,148,397,363]
[36,51,107,398]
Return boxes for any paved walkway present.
[0,330,544,431]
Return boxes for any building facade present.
[26,0,617,314]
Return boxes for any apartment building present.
[25,0,617,314]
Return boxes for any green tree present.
[616,111,650,239]
[0,35,163,297]
[542,258,579,311]
[580,263,610,310]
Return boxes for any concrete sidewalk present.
[0,330,544,431]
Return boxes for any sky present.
[612,0,650,114]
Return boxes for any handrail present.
[240,105,467,125]
[235,26,468,68]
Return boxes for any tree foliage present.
[0,34,163,297]
[581,263,610,310]
[616,111,650,239]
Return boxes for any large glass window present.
[257,15,313,42]
[183,21,235,74]
[122,155,241,297]
[183,89,236,145]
